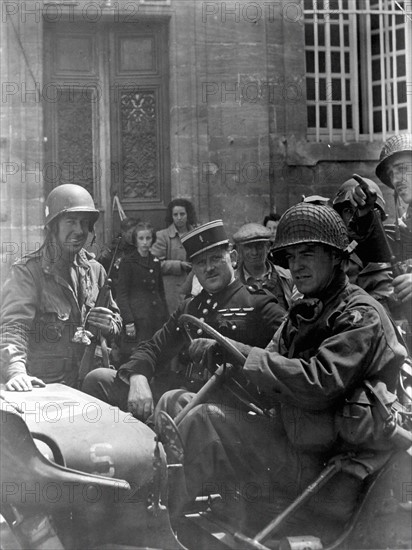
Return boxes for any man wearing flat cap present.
[233,222,294,310]
[83,220,286,420]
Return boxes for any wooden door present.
[43,18,170,251]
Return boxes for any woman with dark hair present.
[151,198,197,313]
[116,221,168,362]
[263,212,281,264]
[263,212,281,239]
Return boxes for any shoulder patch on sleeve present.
[349,309,363,324]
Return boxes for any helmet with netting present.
[375,134,412,188]
[272,203,349,265]
[44,184,99,230]
[332,178,386,219]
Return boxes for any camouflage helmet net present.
[272,203,349,264]
[375,134,412,188]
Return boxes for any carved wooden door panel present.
[44,19,170,248]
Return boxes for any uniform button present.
[231,324,237,330]
[197,329,203,335]
[202,308,208,315]
[150,269,153,273]
[206,299,211,304]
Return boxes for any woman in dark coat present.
[116,222,168,361]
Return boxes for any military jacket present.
[118,278,286,382]
[349,208,412,349]
[0,246,122,387]
[235,260,294,310]
[243,273,406,452]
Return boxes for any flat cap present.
[181,220,229,259]
[232,223,271,245]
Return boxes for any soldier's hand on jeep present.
[189,338,217,364]
[128,374,154,421]
[6,373,46,392]
[87,307,116,337]
[392,272,412,303]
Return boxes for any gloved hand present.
[188,338,217,364]
[393,272,412,303]
[87,307,116,338]
[351,174,377,217]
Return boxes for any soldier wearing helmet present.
[172,203,406,538]
[331,178,397,313]
[0,184,122,391]
[348,135,412,349]
[376,134,412,306]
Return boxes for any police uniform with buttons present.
[117,221,286,387]
[233,223,294,310]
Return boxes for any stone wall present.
[1,7,45,284]
[0,0,395,286]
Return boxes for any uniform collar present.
[312,270,348,307]
[40,242,92,276]
[195,278,242,308]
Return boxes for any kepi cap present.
[181,220,229,259]
[233,223,271,245]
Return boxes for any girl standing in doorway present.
[116,222,168,361]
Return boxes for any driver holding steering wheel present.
[83,220,286,420]
[170,203,407,540]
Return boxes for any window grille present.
[140,0,171,4]
[304,0,412,142]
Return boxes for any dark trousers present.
[82,368,130,411]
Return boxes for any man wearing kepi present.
[175,203,406,538]
[0,184,122,391]
[83,220,286,420]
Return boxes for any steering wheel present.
[155,314,271,463]
[179,314,271,418]
[179,313,247,367]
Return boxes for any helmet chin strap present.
[393,190,402,242]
